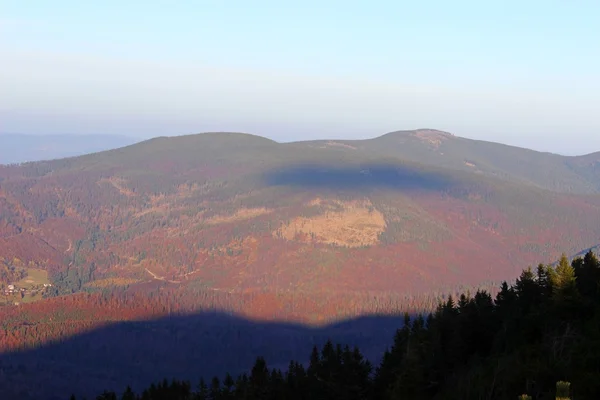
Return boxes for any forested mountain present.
[2,129,600,398]
[2,251,598,399]
[2,130,600,311]
[0,133,139,164]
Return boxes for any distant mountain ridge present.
[90,128,600,194]
[0,133,140,164]
[319,128,600,194]
[5,129,600,193]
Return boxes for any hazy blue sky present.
[2,1,599,154]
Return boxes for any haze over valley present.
[0,133,139,164]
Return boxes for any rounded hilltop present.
[375,128,456,140]
[144,131,278,147]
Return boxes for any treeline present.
[1,278,508,354]
[0,258,28,285]
[0,285,444,351]
[81,251,600,399]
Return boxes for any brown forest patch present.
[274,199,386,247]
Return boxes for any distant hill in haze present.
[0,133,140,164]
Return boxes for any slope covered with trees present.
[2,251,599,399]
[340,129,600,194]
[2,130,600,322]
[86,252,600,399]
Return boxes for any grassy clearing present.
[16,268,50,288]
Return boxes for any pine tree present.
[577,250,600,299]
[249,357,270,399]
[551,253,581,319]
[515,267,539,313]
[552,254,577,294]
[222,373,235,399]
[209,376,220,400]
[195,378,209,400]
[121,386,135,400]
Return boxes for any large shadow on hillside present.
[263,163,457,192]
[0,311,408,400]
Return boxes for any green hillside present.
[299,129,600,194]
